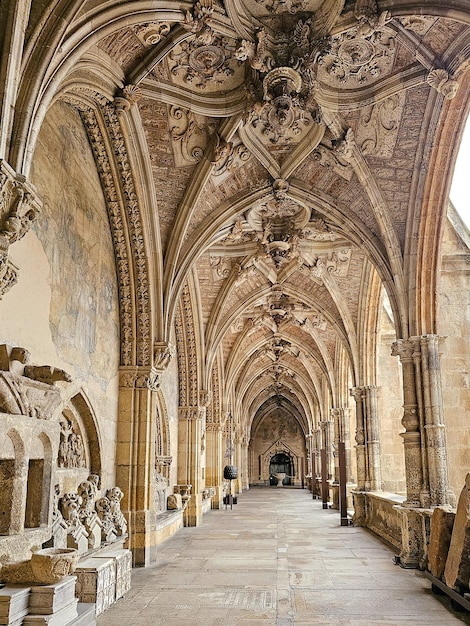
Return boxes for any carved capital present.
[391,338,415,362]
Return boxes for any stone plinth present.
[444,474,470,590]
[28,576,76,615]
[0,585,30,625]
[428,507,455,579]
[95,549,131,600]
[23,598,78,625]
[74,557,115,616]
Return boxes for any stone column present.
[306,433,314,492]
[351,387,366,491]
[116,367,159,567]
[364,385,382,491]
[418,335,453,507]
[391,339,423,507]
[233,431,242,495]
[178,405,203,526]
[240,434,249,490]
[205,423,223,509]
[331,408,341,485]
[351,386,367,525]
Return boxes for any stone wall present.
[1,101,120,487]
[439,211,470,497]
[377,294,406,494]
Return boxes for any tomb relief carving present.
[58,416,86,468]
[0,344,70,419]
[0,161,42,298]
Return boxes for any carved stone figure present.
[60,492,89,553]
[106,487,128,536]
[58,417,86,468]
[78,476,103,549]
[95,496,117,542]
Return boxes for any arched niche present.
[56,391,102,484]
[0,428,25,535]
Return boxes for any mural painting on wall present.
[258,413,300,442]
[31,102,120,384]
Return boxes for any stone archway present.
[269,452,292,486]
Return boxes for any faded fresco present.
[30,101,119,387]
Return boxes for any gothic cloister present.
[0,0,469,623]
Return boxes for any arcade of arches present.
[0,0,470,613]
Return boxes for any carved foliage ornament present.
[74,98,147,366]
[319,22,394,85]
[211,136,250,178]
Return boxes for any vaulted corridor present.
[97,488,469,625]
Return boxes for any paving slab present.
[97,487,470,625]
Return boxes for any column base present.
[184,493,203,527]
[125,509,159,567]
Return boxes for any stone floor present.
[97,487,470,625]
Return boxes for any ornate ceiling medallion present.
[237,22,329,146]
[169,36,236,89]
[318,16,394,85]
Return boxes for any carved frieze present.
[175,283,198,406]
[318,8,394,86]
[253,0,308,13]
[356,94,405,158]
[74,97,150,367]
[168,35,237,90]
[313,128,354,180]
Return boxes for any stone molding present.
[61,92,152,367]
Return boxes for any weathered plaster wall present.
[439,214,470,497]
[1,101,120,487]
